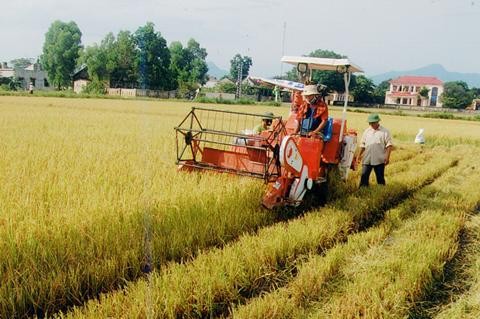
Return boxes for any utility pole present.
[235,59,243,99]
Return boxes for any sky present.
[1,0,479,77]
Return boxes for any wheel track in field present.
[59,150,458,318]
[410,206,480,319]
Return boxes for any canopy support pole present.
[339,69,351,143]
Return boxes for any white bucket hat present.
[301,85,320,96]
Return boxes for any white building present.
[385,76,444,107]
[0,62,51,90]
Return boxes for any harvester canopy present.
[281,56,363,73]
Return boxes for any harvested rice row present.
[311,211,465,318]
[232,148,479,318]
[434,214,480,319]
[59,148,457,318]
[308,153,480,318]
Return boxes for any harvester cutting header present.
[175,56,363,209]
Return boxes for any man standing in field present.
[357,113,393,187]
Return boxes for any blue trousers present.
[360,164,385,187]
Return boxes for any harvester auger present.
[175,56,363,210]
[175,107,286,182]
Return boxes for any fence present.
[107,88,177,98]
[204,92,259,101]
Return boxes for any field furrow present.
[231,147,480,318]
[431,213,480,319]
[58,148,457,318]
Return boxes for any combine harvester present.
[175,56,362,209]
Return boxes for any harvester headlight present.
[297,63,308,74]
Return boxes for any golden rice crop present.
[1,96,479,318]
[0,97,278,317]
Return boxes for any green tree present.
[10,58,33,69]
[470,87,480,98]
[134,22,172,90]
[186,39,208,85]
[107,31,138,88]
[419,86,430,98]
[351,75,375,103]
[82,80,106,94]
[309,49,351,92]
[441,81,473,109]
[373,79,391,104]
[40,20,82,89]
[80,43,108,82]
[216,81,237,94]
[169,38,208,95]
[9,78,22,91]
[0,77,21,91]
[79,30,138,89]
[229,54,252,81]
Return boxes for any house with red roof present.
[384,76,444,107]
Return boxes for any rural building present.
[72,64,90,94]
[470,99,480,111]
[384,76,443,107]
[0,62,51,91]
[326,91,354,105]
[0,62,14,78]
[203,76,219,89]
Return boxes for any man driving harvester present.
[294,83,330,183]
[295,84,329,138]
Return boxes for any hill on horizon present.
[207,61,228,79]
[370,64,480,88]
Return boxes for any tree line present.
[4,19,479,108]
[37,22,390,101]
[39,21,205,95]
[38,20,255,97]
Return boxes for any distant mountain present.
[207,61,228,79]
[371,64,480,88]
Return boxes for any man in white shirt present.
[357,113,393,187]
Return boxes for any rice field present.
[0,96,479,318]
